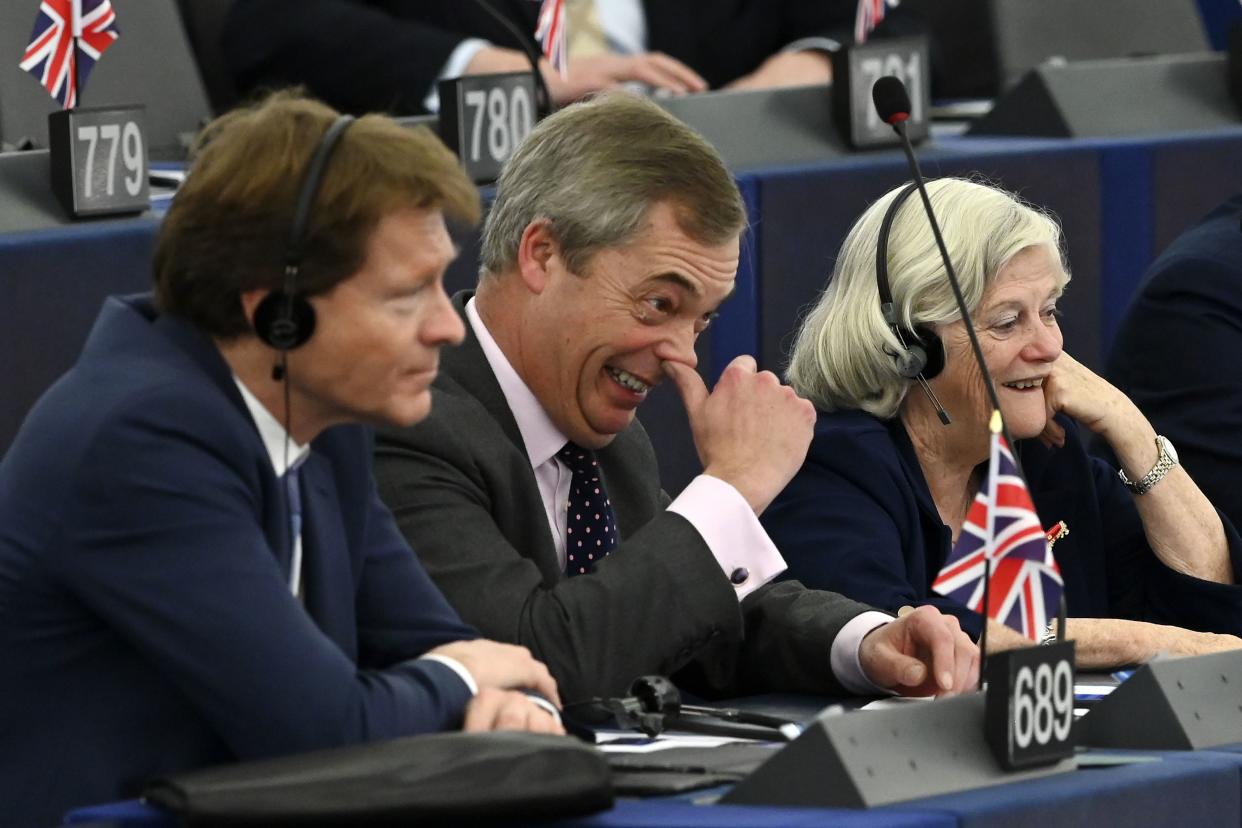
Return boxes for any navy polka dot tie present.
[558,442,618,577]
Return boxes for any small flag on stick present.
[855,0,900,44]
[535,0,568,78]
[932,411,1064,640]
[20,0,120,109]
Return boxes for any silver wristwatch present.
[1118,435,1179,495]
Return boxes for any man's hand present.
[547,53,707,103]
[664,355,816,515]
[725,50,832,92]
[429,639,561,707]
[463,687,565,735]
[465,46,706,106]
[858,606,979,697]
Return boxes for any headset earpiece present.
[875,183,946,382]
[251,114,354,355]
[253,289,316,350]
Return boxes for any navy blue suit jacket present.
[762,409,1242,642]
[1106,194,1242,535]
[0,295,476,827]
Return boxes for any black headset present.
[875,181,946,381]
[252,114,356,352]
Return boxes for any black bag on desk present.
[143,731,613,826]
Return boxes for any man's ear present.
[515,219,560,295]
[239,289,270,329]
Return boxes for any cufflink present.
[730,567,749,585]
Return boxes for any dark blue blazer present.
[1106,194,1242,536]
[762,409,1242,641]
[0,295,477,827]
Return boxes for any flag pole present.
[977,408,1003,690]
[72,36,80,109]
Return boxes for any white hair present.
[786,178,1069,418]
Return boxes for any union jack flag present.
[855,0,900,44]
[931,428,1064,640]
[19,0,120,109]
[535,0,567,78]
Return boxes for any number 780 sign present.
[48,105,150,217]
[439,72,537,184]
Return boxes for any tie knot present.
[557,442,598,473]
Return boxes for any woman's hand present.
[1065,618,1242,669]
[1039,352,1231,585]
[1039,351,1145,448]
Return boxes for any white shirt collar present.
[465,296,568,468]
[234,377,311,476]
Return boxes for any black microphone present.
[871,75,1013,449]
[873,75,1023,689]
[873,78,952,426]
[872,75,912,127]
[468,0,554,118]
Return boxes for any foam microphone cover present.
[872,76,912,125]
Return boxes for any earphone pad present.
[253,290,316,351]
[909,324,945,379]
[892,343,928,379]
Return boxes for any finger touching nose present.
[654,326,699,370]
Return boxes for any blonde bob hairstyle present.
[786,178,1069,419]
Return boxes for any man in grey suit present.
[375,92,978,704]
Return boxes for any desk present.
[5,128,1242,492]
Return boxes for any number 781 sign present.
[48,105,150,217]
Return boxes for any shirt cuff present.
[418,654,478,696]
[781,35,843,54]
[524,692,563,725]
[829,611,896,696]
[667,474,787,601]
[423,38,491,113]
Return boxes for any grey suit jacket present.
[374,292,873,702]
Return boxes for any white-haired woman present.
[763,178,1242,667]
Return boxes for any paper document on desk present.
[595,731,772,753]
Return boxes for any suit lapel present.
[442,291,563,575]
[442,291,528,457]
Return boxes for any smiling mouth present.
[1002,378,1045,390]
[607,366,653,395]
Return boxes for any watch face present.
[1159,436,1179,464]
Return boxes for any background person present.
[764,178,1242,668]
[1105,193,1242,536]
[221,0,880,115]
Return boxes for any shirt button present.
[730,567,749,586]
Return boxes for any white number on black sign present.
[1013,660,1073,748]
[76,121,145,199]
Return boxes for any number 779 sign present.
[48,105,150,217]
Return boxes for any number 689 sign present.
[985,640,1076,770]
[48,105,150,218]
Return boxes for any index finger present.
[529,667,562,709]
[909,608,957,693]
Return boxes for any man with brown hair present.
[0,92,560,828]
[375,92,979,705]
